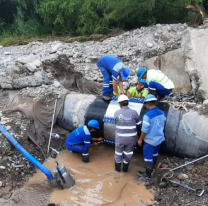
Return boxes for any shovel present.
[166,179,204,197]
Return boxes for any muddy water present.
[2,145,154,206]
[25,145,153,206]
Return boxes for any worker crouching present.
[65,120,104,163]
[114,95,141,172]
[137,67,174,100]
[137,95,166,179]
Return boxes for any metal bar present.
[47,99,58,153]
[170,154,208,171]
[167,179,204,197]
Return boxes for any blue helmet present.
[88,119,100,129]
[139,79,146,84]
[137,67,147,81]
[139,79,148,88]
[121,68,130,80]
[144,94,157,104]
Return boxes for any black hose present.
[56,161,66,184]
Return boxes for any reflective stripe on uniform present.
[136,121,142,125]
[116,126,136,129]
[123,160,129,164]
[123,151,133,155]
[115,151,122,155]
[116,132,137,137]
[148,87,156,90]
[144,158,153,162]
[143,121,150,126]
[82,153,89,156]
[153,153,158,156]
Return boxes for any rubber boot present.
[82,155,89,163]
[153,156,158,168]
[115,162,121,172]
[137,163,154,179]
[123,163,129,172]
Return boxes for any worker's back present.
[114,107,140,141]
[65,126,90,147]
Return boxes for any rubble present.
[0,19,208,205]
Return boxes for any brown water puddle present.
[22,145,154,206]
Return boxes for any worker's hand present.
[98,137,104,141]
[93,142,99,146]
[137,139,142,146]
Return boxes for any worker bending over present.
[127,80,148,99]
[114,95,141,172]
[65,120,104,163]
[137,95,166,179]
[97,55,130,100]
[137,68,174,99]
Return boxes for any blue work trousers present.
[148,81,172,95]
[143,142,160,164]
[66,143,89,157]
[97,60,113,96]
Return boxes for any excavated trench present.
[1,52,208,205]
[1,147,153,206]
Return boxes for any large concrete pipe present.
[56,94,208,158]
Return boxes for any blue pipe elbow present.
[0,124,53,181]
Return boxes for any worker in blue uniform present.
[137,94,166,179]
[137,67,174,100]
[97,55,130,100]
[65,120,104,163]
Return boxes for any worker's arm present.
[138,115,150,146]
[138,131,146,146]
[126,91,131,98]
[91,137,104,142]
[118,76,124,94]
[113,80,119,96]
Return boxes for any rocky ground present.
[0,88,208,206]
[0,19,208,206]
[149,155,208,206]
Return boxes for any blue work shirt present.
[142,107,166,146]
[65,126,91,148]
[97,55,125,83]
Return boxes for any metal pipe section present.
[0,124,54,181]
[56,94,208,158]
[103,100,143,141]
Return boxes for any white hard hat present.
[118,94,129,103]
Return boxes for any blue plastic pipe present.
[0,124,53,181]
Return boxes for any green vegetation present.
[0,0,207,46]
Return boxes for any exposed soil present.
[149,155,208,206]
[0,90,68,201]
[0,89,208,206]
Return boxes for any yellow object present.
[127,87,148,98]
[113,86,126,95]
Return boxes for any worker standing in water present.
[65,120,104,163]
[137,67,174,99]
[114,95,141,172]
[137,94,166,179]
[127,79,149,99]
[97,55,130,100]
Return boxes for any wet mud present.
[1,145,154,206]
